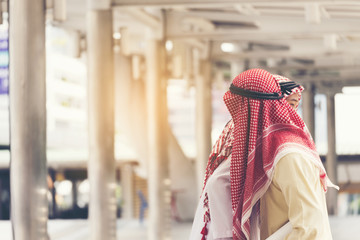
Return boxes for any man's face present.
[286,92,300,109]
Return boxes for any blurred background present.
[1,0,360,239]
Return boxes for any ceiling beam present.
[164,8,360,24]
[284,76,360,88]
[164,10,360,40]
[121,8,161,29]
[264,65,360,72]
[211,51,360,62]
[113,0,360,8]
[210,40,360,59]
[167,31,360,41]
[282,72,360,86]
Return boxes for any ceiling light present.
[113,32,121,40]
[166,40,173,51]
[221,43,235,53]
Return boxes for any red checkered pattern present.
[203,74,304,190]
[203,120,234,188]
[200,69,329,240]
[220,69,327,240]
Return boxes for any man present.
[189,69,337,240]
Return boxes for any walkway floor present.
[1,216,359,239]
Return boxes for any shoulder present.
[277,152,317,173]
[273,152,319,187]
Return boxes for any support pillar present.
[114,50,137,220]
[146,37,171,240]
[195,48,213,195]
[114,50,132,132]
[120,163,135,219]
[326,93,338,215]
[49,169,57,218]
[114,46,149,171]
[302,83,316,139]
[9,1,48,239]
[87,6,116,240]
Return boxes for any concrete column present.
[326,93,338,215]
[114,51,132,131]
[120,163,135,219]
[114,48,149,171]
[168,128,198,220]
[195,48,213,195]
[87,8,116,240]
[72,180,78,210]
[146,37,171,240]
[302,83,316,139]
[113,51,137,220]
[49,169,57,218]
[9,1,48,239]
[184,47,194,88]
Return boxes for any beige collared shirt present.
[260,153,333,240]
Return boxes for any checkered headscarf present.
[203,73,305,190]
[201,69,330,240]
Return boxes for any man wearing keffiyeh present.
[189,69,337,240]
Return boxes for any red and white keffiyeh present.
[201,69,334,240]
[202,74,305,188]
[203,119,234,188]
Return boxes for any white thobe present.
[189,153,333,240]
[189,156,233,240]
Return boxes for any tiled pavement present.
[1,216,359,240]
